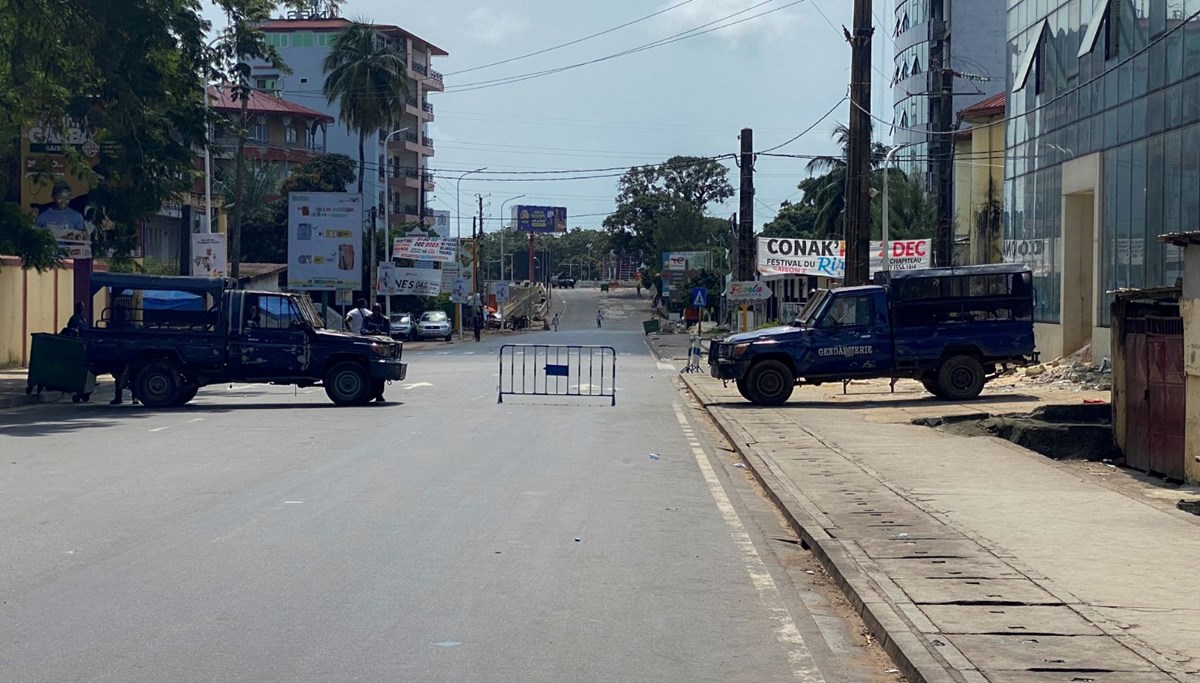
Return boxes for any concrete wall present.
[1183,245,1200,483]
[0,258,107,367]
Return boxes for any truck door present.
[230,293,310,379]
[807,292,891,376]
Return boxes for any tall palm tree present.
[322,22,410,194]
[803,123,891,234]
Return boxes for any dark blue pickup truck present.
[708,264,1038,405]
[82,274,407,407]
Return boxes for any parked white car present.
[417,310,452,342]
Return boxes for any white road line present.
[657,361,676,371]
[403,382,433,390]
[148,426,170,433]
[673,404,826,683]
[187,418,204,423]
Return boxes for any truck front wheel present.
[936,355,986,401]
[324,362,372,406]
[745,360,795,406]
[135,360,183,408]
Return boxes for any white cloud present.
[655,0,803,47]
[465,6,529,47]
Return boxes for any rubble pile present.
[1021,345,1112,391]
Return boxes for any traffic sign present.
[691,287,708,307]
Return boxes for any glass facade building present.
[1005,0,1197,340]
[893,0,1007,180]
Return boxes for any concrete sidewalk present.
[0,368,114,410]
[682,374,1200,683]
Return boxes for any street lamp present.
[455,167,487,337]
[378,127,410,317]
[498,193,525,283]
[881,142,917,273]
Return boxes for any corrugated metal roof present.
[959,92,1006,119]
[261,18,449,56]
[207,87,334,123]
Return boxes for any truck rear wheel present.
[135,360,183,408]
[324,362,372,406]
[936,355,986,401]
[745,360,795,406]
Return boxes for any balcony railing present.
[403,131,418,144]
[405,94,418,107]
[422,101,434,114]
[411,61,428,76]
[422,135,434,149]
[401,203,434,216]
[430,70,444,84]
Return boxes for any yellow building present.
[953,93,1006,265]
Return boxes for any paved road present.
[0,288,896,682]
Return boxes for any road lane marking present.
[673,404,826,683]
[283,501,303,505]
[657,361,676,371]
[148,426,170,432]
[403,382,433,390]
[187,418,204,423]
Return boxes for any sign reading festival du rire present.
[756,237,932,278]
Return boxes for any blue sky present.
[203,0,896,232]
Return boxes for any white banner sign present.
[191,233,227,278]
[493,281,511,304]
[757,238,932,278]
[450,277,470,303]
[377,262,397,295]
[725,280,773,302]
[1003,238,1057,277]
[287,192,363,290]
[385,267,443,297]
[393,236,457,262]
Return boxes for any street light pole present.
[379,127,410,319]
[498,194,525,283]
[455,167,487,338]
[881,142,916,273]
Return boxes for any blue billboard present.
[514,205,567,233]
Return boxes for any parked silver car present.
[417,310,452,341]
[389,312,415,340]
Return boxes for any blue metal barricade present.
[498,344,617,406]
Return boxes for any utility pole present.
[729,213,739,281]
[737,130,755,282]
[230,81,250,280]
[930,0,955,267]
[476,194,484,296]
[843,0,874,287]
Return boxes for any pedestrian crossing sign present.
[691,287,707,307]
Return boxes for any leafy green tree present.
[761,199,821,239]
[0,0,215,269]
[280,153,357,195]
[322,22,410,194]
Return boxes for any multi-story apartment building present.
[892,0,1007,170]
[255,15,445,231]
[208,86,333,198]
[1004,0,1198,360]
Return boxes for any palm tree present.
[803,124,890,234]
[322,22,410,194]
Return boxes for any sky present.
[202,0,897,234]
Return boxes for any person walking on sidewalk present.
[344,299,369,334]
[552,312,560,332]
[596,309,603,328]
[472,306,484,342]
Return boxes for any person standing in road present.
[362,304,389,336]
[596,309,603,328]
[472,306,484,342]
[345,298,370,334]
[552,312,560,332]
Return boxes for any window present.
[249,121,268,142]
[295,31,314,47]
[256,78,278,93]
[246,295,301,331]
[820,295,873,329]
[285,127,298,144]
[317,33,328,48]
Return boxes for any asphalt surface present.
[0,288,896,682]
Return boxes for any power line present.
[443,0,808,94]
[444,0,699,76]
[756,94,849,153]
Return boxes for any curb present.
[680,375,962,683]
[0,377,115,411]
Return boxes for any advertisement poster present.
[379,266,442,297]
[450,277,470,303]
[441,262,461,294]
[191,233,227,278]
[1003,238,1057,277]
[21,120,112,259]
[756,238,932,278]
[513,205,567,233]
[430,209,450,236]
[393,236,457,262]
[287,192,364,290]
[725,281,772,302]
[663,251,712,271]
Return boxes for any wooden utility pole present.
[843,0,874,287]
[738,130,756,282]
[931,1,955,267]
[230,85,250,280]
[476,194,484,295]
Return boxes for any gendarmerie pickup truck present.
[708,264,1039,405]
[82,273,406,407]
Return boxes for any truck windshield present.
[793,290,829,326]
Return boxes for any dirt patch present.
[915,403,1119,462]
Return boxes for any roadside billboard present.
[663,251,712,271]
[378,264,442,297]
[190,233,227,278]
[513,205,567,233]
[393,236,457,262]
[287,192,364,290]
[21,120,112,259]
[756,237,932,278]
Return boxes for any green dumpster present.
[600,283,609,292]
[642,319,660,335]
[26,333,96,402]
